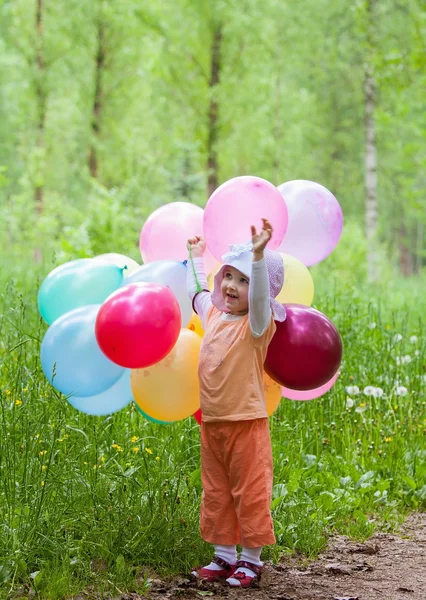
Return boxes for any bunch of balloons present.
[39,175,343,420]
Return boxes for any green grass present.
[0,267,425,599]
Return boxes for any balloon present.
[69,370,133,416]
[93,253,140,277]
[193,408,202,425]
[38,259,124,325]
[187,312,204,337]
[131,329,202,422]
[203,176,288,261]
[41,305,124,397]
[265,304,342,390]
[134,402,173,424]
[140,202,216,274]
[264,372,282,416]
[277,180,343,266]
[276,253,314,306]
[125,260,192,326]
[282,370,339,401]
[95,283,181,369]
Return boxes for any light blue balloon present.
[69,370,133,416]
[125,260,192,326]
[38,259,124,325]
[134,402,173,424]
[41,304,124,397]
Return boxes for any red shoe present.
[191,556,236,581]
[226,560,263,587]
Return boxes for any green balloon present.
[134,402,173,424]
[38,259,124,325]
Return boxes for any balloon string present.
[187,244,203,294]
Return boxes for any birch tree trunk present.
[364,0,379,283]
[207,23,222,199]
[88,19,105,179]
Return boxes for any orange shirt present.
[199,306,276,422]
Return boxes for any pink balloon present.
[203,176,288,261]
[277,180,343,266]
[282,371,339,401]
[140,202,216,274]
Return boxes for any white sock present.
[226,547,263,584]
[203,544,237,570]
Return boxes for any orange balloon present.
[264,372,282,416]
[187,312,204,337]
[131,329,201,422]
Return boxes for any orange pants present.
[200,418,275,548]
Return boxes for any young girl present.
[187,219,286,588]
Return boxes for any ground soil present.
[141,512,426,600]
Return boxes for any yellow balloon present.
[207,261,222,290]
[187,312,204,337]
[264,372,282,416]
[276,253,314,306]
[131,329,201,421]
[94,253,140,277]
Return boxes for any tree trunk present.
[364,0,379,283]
[34,0,46,263]
[207,24,222,199]
[88,20,105,179]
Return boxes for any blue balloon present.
[41,305,124,397]
[69,370,133,416]
[125,261,192,326]
[38,259,124,325]
[134,402,173,424]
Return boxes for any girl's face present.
[221,266,249,315]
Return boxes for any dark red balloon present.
[193,408,202,425]
[265,304,342,390]
[95,282,181,369]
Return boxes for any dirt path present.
[144,512,426,600]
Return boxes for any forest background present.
[0,0,425,277]
[0,0,426,598]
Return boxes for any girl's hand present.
[251,218,273,256]
[187,235,206,258]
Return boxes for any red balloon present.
[95,283,181,369]
[265,304,342,390]
[193,408,202,425]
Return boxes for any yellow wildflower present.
[385,437,393,442]
[41,481,45,487]
[39,450,47,456]
[15,399,22,406]
[394,406,398,410]
[131,447,139,453]
[23,387,28,392]
[145,448,153,454]
[57,439,64,443]
[42,465,47,471]
[155,456,160,461]
[131,436,138,443]
[101,456,105,462]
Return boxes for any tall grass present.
[0,266,425,598]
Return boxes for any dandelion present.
[23,387,28,392]
[145,448,153,454]
[39,450,47,456]
[346,397,354,408]
[57,438,64,443]
[41,481,45,487]
[42,465,47,471]
[131,447,139,453]
[355,403,368,413]
[372,387,384,398]
[364,386,383,397]
[395,386,408,397]
[393,333,403,343]
[5,389,11,395]
[396,355,412,365]
[15,399,22,406]
[345,385,360,395]
[111,444,123,452]
[131,436,138,443]
[84,461,88,465]
[394,405,398,411]
[409,335,418,344]
[368,322,377,330]
[155,456,160,461]
[385,437,392,442]
[101,456,105,462]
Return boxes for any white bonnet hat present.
[211,241,286,322]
